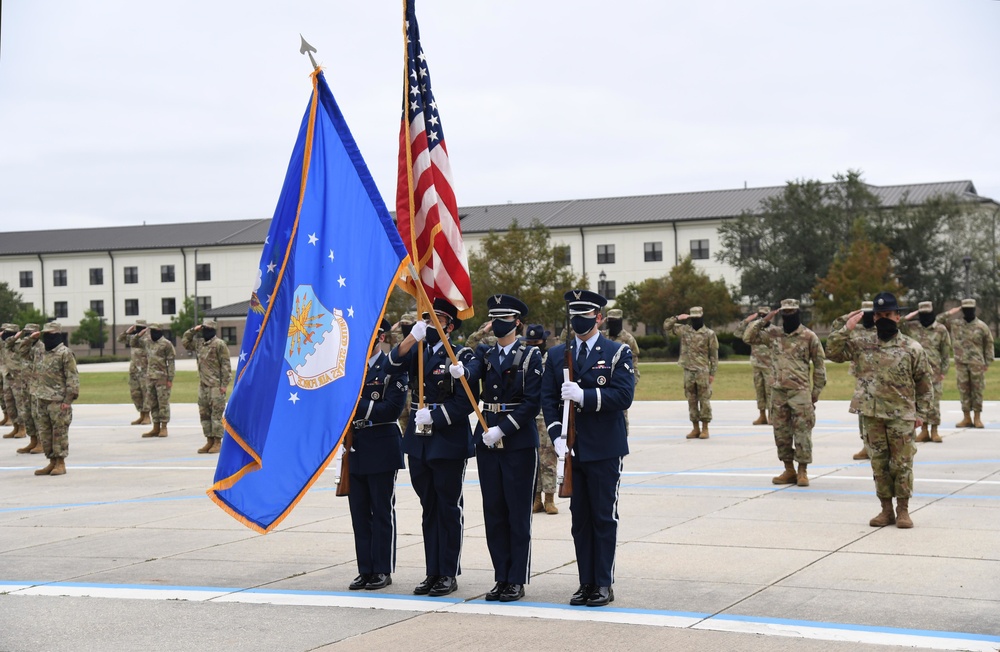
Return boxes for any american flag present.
[395,0,474,319]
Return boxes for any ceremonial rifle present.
[558,307,575,498]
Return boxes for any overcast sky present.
[1,1,998,232]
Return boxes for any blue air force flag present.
[208,69,408,533]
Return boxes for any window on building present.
[19,271,33,288]
[53,301,68,319]
[53,269,67,286]
[196,263,211,281]
[604,281,617,300]
[644,242,663,262]
[553,245,571,266]
[196,296,212,312]
[221,326,238,345]
[124,266,139,284]
[740,237,761,259]
[162,297,176,315]
[90,300,105,317]
[125,299,139,316]
[161,265,175,283]
[690,239,710,260]
[89,268,104,285]
[597,244,615,265]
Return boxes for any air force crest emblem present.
[284,285,349,390]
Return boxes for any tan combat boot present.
[142,421,161,438]
[685,421,701,439]
[207,439,220,453]
[895,498,913,528]
[139,412,151,425]
[16,435,38,454]
[34,458,56,476]
[869,498,895,527]
[29,439,44,454]
[699,422,710,439]
[752,410,767,425]
[974,411,984,428]
[532,493,544,513]
[198,438,214,454]
[930,426,942,443]
[955,412,973,428]
[796,463,809,487]
[2,423,21,439]
[131,412,144,425]
[544,493,558,514]
[0,413,8,427]
[158,423,169,438]
[914,424,930,443]
[852,447,869,460]
[772,461,796,485]
[50,458,66,476]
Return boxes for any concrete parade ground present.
[1,399,998,652]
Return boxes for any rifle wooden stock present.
[558,343,576,498]
[335,427,353,497]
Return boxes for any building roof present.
[0,180,989,256]
[202,300,251,318]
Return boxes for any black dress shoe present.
[485,581,506,601]
[349,574,370,591]
[569,583,595,606]
[586,585,614,607]
[428,576,458,597]
[414,575,439,595]
[499,583,524,602]
[365,573,392,590]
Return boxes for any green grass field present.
[74,363,1000,404]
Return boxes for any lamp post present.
[598,269,607,297]
[99,317,106,357]
[962,255,972,299]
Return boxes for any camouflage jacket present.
[744,320,826,399]
[33,343,79,403]
[117,330,149,371]
[937,314,995,368]
[0,338,9,375]
[465,324,498,349]
[828,327,932,420]
[826,314,879,412]
[663,317,718,375]
[182,329,232,388]
[900,320,952,376]
[13,337,43,383]
[607,329,641,383]
[142,335,176,381]
[735,318,773,370]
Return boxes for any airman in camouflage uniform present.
[936,299,994,428]
[664,307,718,440]
[737,307,773,425]
[524,324,558,515]
[11,324,42,454]
[183,319,232,454]
[32,323,79,477]
[140,323,176,438]
[828,292,932,529]
[390,312,417,436]
[117,319,151,425]
[604,309,640,434]
[744,299,826,487]
[828,302,877,461]
[1,323,20,436]
[466,321,499,348]
[902,302,952,442]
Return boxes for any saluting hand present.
[677,313,689,320]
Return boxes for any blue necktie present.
[577,342,588,368]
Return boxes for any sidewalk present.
[1,401,998,651]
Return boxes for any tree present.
[15,305,49,326]
[810,237,906,324]
[71,309,108,350]
[0,282,24,324]
[466,220,585,336]
[717,170,882,304]
[616,258,740,334]
[170,296,197,337]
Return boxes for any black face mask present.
[492,319,518,339]
[401,323,414,338]
[862,312,875,329]
[690,317,704,330]
[1,331,12,340]
[781,312,800,334]
[571,315,597,336]
[42,333,61,351]
[425,323,442,346]
[875,317,898,341]
[202,328,216,340]
[607,319,623,337]
[151,329,163,342]
[918,312,936,328]
[963,307,976,323]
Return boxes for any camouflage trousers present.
[862,415,916,499]
[683,369,713,422]
[926,376,943,426]
[35,399,72,459]
[534,415,557,494]
[198,385,227,439]
[398,391,411,435]
[12,379,36,436]
[1,373,15,422]
[751,366,772,411]
[147,379,172,423]
[129,369,148,412]
[955,362,986,412]
[770,388,814,464]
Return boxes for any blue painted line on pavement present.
[714,613,1000,643]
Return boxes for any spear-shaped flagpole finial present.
[299,35,318,69]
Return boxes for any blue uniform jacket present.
[466,341,542,450]
[541,333,635,462]
[348,352,407,475]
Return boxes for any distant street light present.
[962,255,973,298]
[598,269,607,298]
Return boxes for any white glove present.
[415,407,433,426]
[409,320,428,342]
[449,361,465,378]
[482,426,503,447]
[554,436,567,458]
[561,381,584,404]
